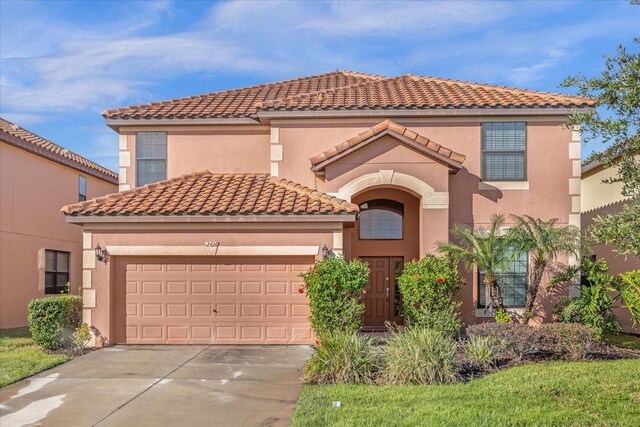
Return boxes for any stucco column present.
[420,207,449,256]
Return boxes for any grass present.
[291,359,640,427]
[604,332,640,351]
[0,327,70,388]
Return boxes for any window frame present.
[481,122,528,182]
[477,247,528,309]
[136,131,167,187]
[358,199,404,241]
[78,175,87,202]
[44,250,70,295]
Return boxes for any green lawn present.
[604,332,640,351]
[291,359,640,427]
[0,328,70,388]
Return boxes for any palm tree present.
[438,214,512,312]
[509,215,580,323]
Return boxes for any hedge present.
[27,295,83,350]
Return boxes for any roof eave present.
[64,213,358,224]
[1,131,118,185]
[258,106,595,122]
[104,117,261,132]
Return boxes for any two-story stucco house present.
[0,118,118,328]
[61,72,595,345]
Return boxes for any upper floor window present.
[78,176,86,202]
[478,246,528,308]
[359,199,403,240]
[136,132,167,186]
[45,250,70,294]
[482,122,526,181]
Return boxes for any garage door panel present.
[119,257,315,344]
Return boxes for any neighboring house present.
[581,157,640,334]
[0,118,118,328]
[61,71,595,345]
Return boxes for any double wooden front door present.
[361,257,403,328]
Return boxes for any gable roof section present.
[310,120,465,173]
[0,117,118,184]
[102,71,383,119]
[258,74,595,111]
[103,72,595,121]
[61,171,359,218]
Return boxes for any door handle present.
[385,287,389,301]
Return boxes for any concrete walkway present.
[0,345,312,427]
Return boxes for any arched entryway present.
[350,187,420,329]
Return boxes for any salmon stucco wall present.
[117,127,269,191]
[0,142,117,328]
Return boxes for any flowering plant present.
[397,254,463,336]
[300,256,369,337]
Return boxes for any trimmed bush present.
[304,332,378,384]
[464,336,495,369]
[28,295,83,350]
[465,323,549,361]
[397,254,463,336]
[542,323,598,360]
[300,257,369,337]
[381,327,458,385]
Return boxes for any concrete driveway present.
[0,345,312,427]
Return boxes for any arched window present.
[359,199,404,240]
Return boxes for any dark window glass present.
[78,176,86,202]
[482,122,526,181]
[478,246,528,308]
[44,250,70,294]
[359,199,403,240]
[136,132,167,186]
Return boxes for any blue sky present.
[1,0,637,171]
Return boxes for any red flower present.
[298,288,304,294]
[315,340,320,346]
[438,277,446,283]
[362,289,368,294]
[463,279,468,286]
[332,281,337,286]
[414,274,420,280]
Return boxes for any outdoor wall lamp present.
[321,244,331,259]
[95,244,106,263]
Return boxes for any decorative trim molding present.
[478,181,530,191]
[569,178,581,195]
[105,245,320,257]
[83,250,96,269]
[82,231,92,250]
[569,142,581,160]
[334,170,448,209]
[83,221,344,231]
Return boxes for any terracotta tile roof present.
[310,120,465,172]
[103,72,595,120]
[102,71,384,119]
[0,117,118,183]
[61,171,359,217]
[258,74,596,111]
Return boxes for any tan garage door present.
[115,257,314,345]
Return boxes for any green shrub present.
[397,254,462,336]
[28,295,82,350]
[556,260,621,338]
[542,323,598,360]
[304,331,378,384]
[381,327,458,385]
[466,323,549,361]
[495,308,512,324]
[464,336,495,369]
[71,323,92,356]
[300,257,369,337]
